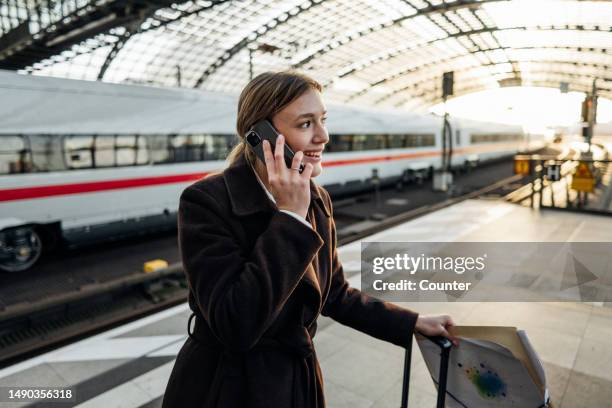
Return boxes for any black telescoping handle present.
[400,339,412,408]
[435,337,452,408]
[401,334,453,408]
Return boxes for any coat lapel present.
[223,154,276,216]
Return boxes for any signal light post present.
[434,71,454,192]
[580,79,598,157]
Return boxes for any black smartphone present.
[246,119,305,173]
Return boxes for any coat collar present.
[223,153,331,218]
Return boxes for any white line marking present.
[0,303,189,378]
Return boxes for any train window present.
[94,136,117,167]
[505,134,521,142]
[0,135,32,174]
[374,134,387,149]
[352,134,386,151]
[388,134,406,148]
[405,134,435,147]
[160,134,233,163]
[135,136,149,164]
[420,134,435,147]
[471,133,521,143]
[150,135,171,163]
[455,130,461,146]
[168,134,215,162]
[327,133,434,152]
[65,135,94,169]
[114,135,148,165]
[112,135,145,166]
[27,135,66,172]
[170,135,198,162]
[65,135,149,168]
[326,134,352,152]
[351,135,366,151]
[208,134,232,160]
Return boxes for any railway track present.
[0,266,187,368]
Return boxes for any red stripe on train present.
[0,145,515,202]
[323,150,441,166]
[0,172,208,202]
[323,144,515,166]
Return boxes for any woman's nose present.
[313,125,329,144]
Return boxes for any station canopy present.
[0,0,611,111]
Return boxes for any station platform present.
[1,199,611,407]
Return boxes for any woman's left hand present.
[415,315,459,347]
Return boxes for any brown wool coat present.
[162,153,418,408]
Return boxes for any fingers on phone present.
[275,134,285,173]
[262,140,275,176]
[275,134,284,158]
[292,151,304,174]
[302,162,314,178]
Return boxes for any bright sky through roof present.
[429,87,612,132]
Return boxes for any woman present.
[162,71,457,408]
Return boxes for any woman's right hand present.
[262,134,314,219]
[416,314,459,347]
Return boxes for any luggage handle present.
[401,333,453,408]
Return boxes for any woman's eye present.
[321,116,328,123]
[300,121,311,128]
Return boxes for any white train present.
[0,70,542,272]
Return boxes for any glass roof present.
[1,0,610,110]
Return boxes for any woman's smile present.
[303,150,323,162]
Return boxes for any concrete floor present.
[323,198,612,407]
[317,300,612,408]
[1,199,611,407]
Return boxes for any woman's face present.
[271,88,329,178]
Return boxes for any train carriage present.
[0,70,541,272]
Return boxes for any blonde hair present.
[227,71,322,166]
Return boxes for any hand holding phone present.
[246,119,305,173]
[245,120,313,218]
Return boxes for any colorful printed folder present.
[417,326,550,408]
